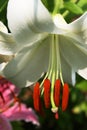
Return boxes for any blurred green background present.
[0,0,87,130]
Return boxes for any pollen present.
[54,79,61,107]
[43,79,51,108]
[62,83,69,111]
[33,82,41,112]
[33,78,70,119]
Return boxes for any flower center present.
[33,34,69,119]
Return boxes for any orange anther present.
[33,82,41,112]
[43,79,51,108]
[54,79,61,107]
[62,83,69,111]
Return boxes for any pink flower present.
[0,76,40,130]
[3,103,40,126]
[0,114,12,130]
[0,76,19,111]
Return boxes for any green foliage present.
[77,0,87,11]
[11,121,24,130]
[0,0,8,24]
[64,1,83,15]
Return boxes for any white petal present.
[7,0,64,47]
[60,52,76,86]
[0,30,17,63]
[0,21,8,33]
[68,12,87,32]
[65,12,87,46]
[0,63,7,71]
[54,13,87,48]
[78,68,87,80]
[0,31,17,55]
[59,35,87,80]
[53,14,68,29]
[3,35,50,87]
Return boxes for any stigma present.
[33,34,70,119]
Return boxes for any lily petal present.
[7,0,64,47]
[0,21,18,56]
[0,63,6,71]
[0,114,12,130]
[3,35,50,87]
[0,31,17,55]
[78,68,87,79]
[53,14,68,29]
[0,22,8,33]
[67,12,87,33]
[60,52,76,86]
[59,35,87,80]
[53,12,87,49]
[3,103,40,126]
[65,13,87,50]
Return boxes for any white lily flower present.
[1,0,87,115]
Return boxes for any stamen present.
[62,83,69,111]
[54,79,61,107]
[33,82,41,112]
[32,34,70,117]
[43,79,51,108]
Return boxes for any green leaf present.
[64,2,83,14]
[76,80,87,91]
[77,0,87,11]
[72,102,87,114]
[0,0,8,24]
[11,121,24,130]
[42,0,54,12]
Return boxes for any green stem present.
[52,0,60,15]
